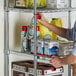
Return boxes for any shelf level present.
[10,50,64,61]
[8,7,34,13]
[7,7,76,13]
[10,50,53,60]
[10,50,52,64]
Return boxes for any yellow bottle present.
[50,18,63,40]
[41,0,46,7]
[25,0,29,8]
[37,19,51,39]
[56,18,63,28]
[56,18,63,40]
[51,18,57,40]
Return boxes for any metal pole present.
[68,0,71,29]
[68,0,72,76]
[34,0,37,76]
[6,0,9,76]
[68,13,72,76]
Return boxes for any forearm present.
[61,54,76,65]
[44,23,67,38]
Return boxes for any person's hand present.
[50,56,63,68]
[37,13,49,27]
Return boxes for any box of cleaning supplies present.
[12,60,64,76]
[15,0,26,7]
[44,40,59,57]
[46,0,68,8]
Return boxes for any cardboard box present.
[12,60,64,76]
[15,0,26,8]
[59,41,74,56]
[46,0,68,8]
[15,0,46,8]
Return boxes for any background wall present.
[0,0,76,76]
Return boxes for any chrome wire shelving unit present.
[5,0,76,76]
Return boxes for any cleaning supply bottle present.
[50,18,57,40]
[41,0,46,7]
[37,14,51,39]
[21,26,28,53]
[56,18,63,40]
[28,13,40,39]
[38,0,46,7]
[56,18,63,28]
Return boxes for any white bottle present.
[21,26,28,53]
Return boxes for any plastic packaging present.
[56,18,64,41]
[37,39,44,55]
[26,0,46,8]
[50,18,57,40]
[46,0,68,8]
[15,0,26,7]
[21,26,28,53]
[44,40,59,56]
[37,17,51,39]
[28,14,40,39]
[50,18,63,40]
[56,18,63,28]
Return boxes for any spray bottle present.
[21,26,28,53]
[28,13,40,39]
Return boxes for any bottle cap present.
[50,67,56,71]
[22,26,27,31]
[52,18,56,20]
[37,13,41,19]
[37,26,40,31]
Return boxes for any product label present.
[30,39,34,53]
[37,40,44,55]
[23,37,28,51]
[28,68,42,75]
[21,32,28,53]
[13,64,26,72]
[47,0,68,8]
[44,41,59,56]
[29,25,34,39]
[16,0,26,7]
[44,44,49,55]
[44,68,63,75]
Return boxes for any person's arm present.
[44,23,67,38]
[51,54,76,68]
[61,54,76,65]
[37,13,67,38]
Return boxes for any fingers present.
[38,13,43,17]
[50,57,62,68]
[37,19,42,23]
[38,13,45,19]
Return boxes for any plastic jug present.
[50,18,63,40]
[56,18,63,28]
[56,18,63,40]
[37,18,51,39]
[38,0,46,7]
[51,18,57,40]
